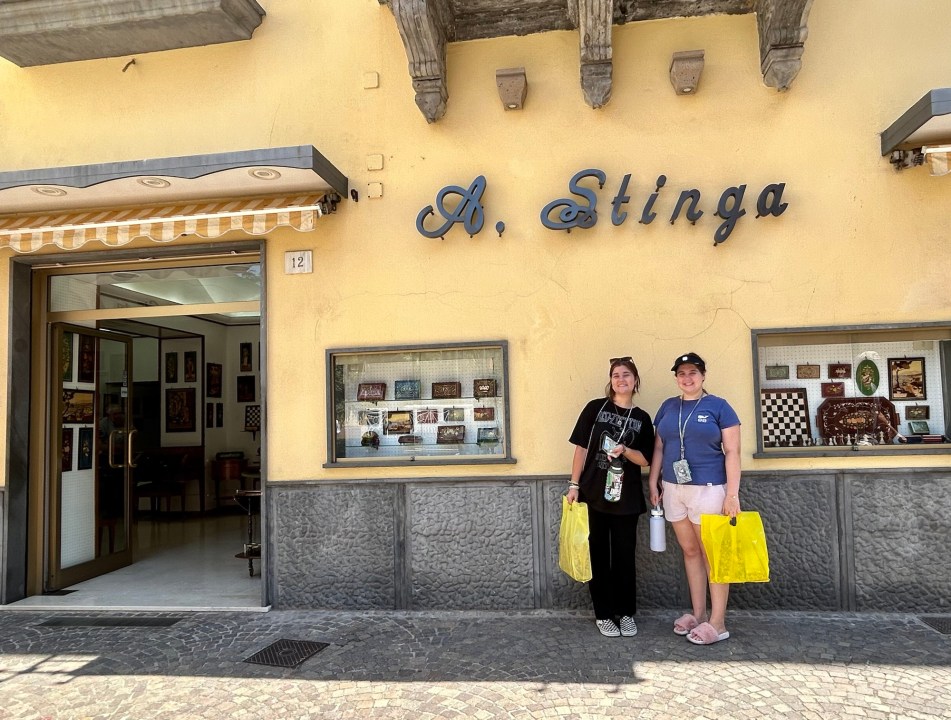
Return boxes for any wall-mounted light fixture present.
[669,50,704,95]
[881,88,951,175]
[496,67,527,110]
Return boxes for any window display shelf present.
[325,341,513,467]
[752,322,951,457]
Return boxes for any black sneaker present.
[619,616,638,636]
[596,619,620,637]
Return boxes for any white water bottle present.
[649,505,666,552]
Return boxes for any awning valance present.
[0,193,332,253]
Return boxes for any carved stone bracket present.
[755,0,814,91]
[390,0,452,123]
[573,0,614,108]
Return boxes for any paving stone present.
[0,609,949,718]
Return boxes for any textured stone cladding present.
[849,472,951,612]
[720,473,841,611]
[408,484,536,610]
[269,484,397,609]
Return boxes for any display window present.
[752,323,951,456]
[325,341,513,466]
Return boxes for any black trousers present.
[587,507,639,620]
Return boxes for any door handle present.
[127,428,138,469]
[108,429,125,469]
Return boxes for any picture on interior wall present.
[206,363,222,398]
[906,405,930,420]
[165,388,196,432]
[888,357,926,400]
[821,382,845,398]
[61,333,73,382]
[416,408,439,424]
[436,425,465,444]
[184,351,198,383]
[856,358,880,396]
[78,334,95,383]
[61,427,73,471]
[206,402,215,429]
[216,403,223,428]
[765,365,789,380]
[237,375,256,402]
[77,428,93,470]
[828,363,852,379]
[165,352,178,383]
[394,380,421,400]
[240,342,253,372]
[909,420,931,435]
[62,390,94,424]
[473,407,495,421]
[443,408,465,422]
[796,364,820,379]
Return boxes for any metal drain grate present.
[919,615,951,634]
[39,616,183,628]
[244,639,329,668]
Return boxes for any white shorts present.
[662,481,725,524]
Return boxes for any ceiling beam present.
[755,0,814,91]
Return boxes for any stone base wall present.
[267,469,951,613]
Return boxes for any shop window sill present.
[0,0,265,67]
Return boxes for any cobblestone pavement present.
[0,609,949,719]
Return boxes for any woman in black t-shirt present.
[566,357,655,638]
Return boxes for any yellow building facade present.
[1,1,949,611]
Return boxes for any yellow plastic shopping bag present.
[700,511,770,584]
[558,497,592,583]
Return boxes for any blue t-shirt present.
[654,394,740,486]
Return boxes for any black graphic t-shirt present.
[569,398,655,515]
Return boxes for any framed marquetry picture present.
[820,382,844,398]
[765,365,790,380]
[796,364,820,379]
[888,357,926,400]
[828,363,852,379]
[905,405,930,420]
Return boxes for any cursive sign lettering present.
[416,175,487,239]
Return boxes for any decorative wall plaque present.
[765,365,789,380]
[473,407,495,421]
[436,425,465,444]
[796,364,820,379]
[473,378,497,398]
[855,359,880,396]
[432,381,461,399]
[828,363,852,379]
[820,382,844,398]
[394,380,421,400]
[357,382,386,401]
[385,411,413,435]
[887,357,926,400]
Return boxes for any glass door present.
[47,324,135,590]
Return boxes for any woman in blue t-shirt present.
[648,353,741,645]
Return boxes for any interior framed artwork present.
[443,408,465,422]
[61,333,73,381]
[828,363,852,379]
[240,342,253,372]
[888,357,926,400]
[796,364,820,379]
[477,427,500,444]
[216,403,223,428]
[184,351,198,383]
[765,365,789,380]
[820,382,844,398]
[358,409,383,426]
[77,334,96,383]
[61,427,73,471]
[165,352,178,383]
[855,358,880,396]
[436,425,465,444]
[394,380,421,400]
[357,382,386,401]
[206,402,215,428]
[905,405,930,420]
[206,363,222,398]
[62,390,94,424]
[432,381,462,399]
[165,388,196,432]
[77,428,93,470]
[473,407,495,421]
[473,379,497,398]
[416,409,439,424]
[237,375,256,402]
[909,420,931,435]
[384,411,413,435]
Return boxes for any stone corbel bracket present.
[386,0,453,123]
[755,0,814,91]
[569,0,614,109]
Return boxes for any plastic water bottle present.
[604,459,623,502]
[650,505,666,552]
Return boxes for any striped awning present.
[0,193,332,253]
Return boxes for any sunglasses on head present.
[609,356,632,365]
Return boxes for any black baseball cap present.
[671,352,706,373]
